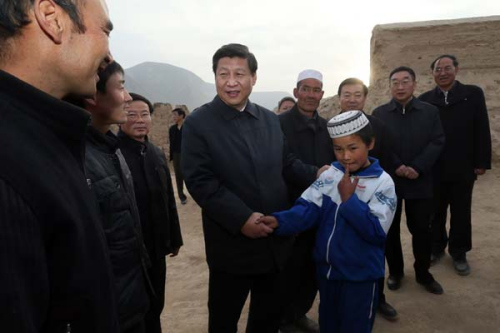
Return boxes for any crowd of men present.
[0,0,492,332]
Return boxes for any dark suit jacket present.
[181,96,317,275]
[419,81,492,182]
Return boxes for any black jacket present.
[169,124,182,160]
[373,98,445,199]
[181,96,317,275]
[0,70,119,332]
[118,132,183,260]
[419,81,492,182]
[279,105,335,201]
[85,128,150,331]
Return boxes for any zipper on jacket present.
[326,204,341,279]
[402,106,406,115]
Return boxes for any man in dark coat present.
[278,69,333,333]
[81,62,150,333]
[0,0,119,332]
[419,55,492,276]
[181,43,318,333]
[373,66,445,295]
[169,108,188,204]
[120,93,184,333]
[338,77,398,321]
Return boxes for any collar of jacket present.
[332,157,383,178]
[285,105,323,133]
[388,96,426,113]
[212,95,259,120]
[0,69,90,144]
[118,129,148,155]
[430,80,468,106]
[86,126,119,153]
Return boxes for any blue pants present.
[318,278,378,333]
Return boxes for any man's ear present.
[34,0,65,44]
[84,97,97,107]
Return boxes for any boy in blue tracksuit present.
[260,111,396,332]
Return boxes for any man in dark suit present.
[419,55,491,276]
[278,69,333,333]
[120,93,183,333]
[0,0,119,331]
[181,43,318,333]
[169,108,188,204]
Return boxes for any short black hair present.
[172,108,186,118]
[96,61,124,94]
[0,0,85,39]
[430,54,459,70]
[129,93,154,115]
[338,78,368,96]
[212,43,258,75]
[389,66,416,81]
[278,97,295,109]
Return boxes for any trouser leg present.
[208,269,250,333]
[318,278,378,333]
[431,182,450,254]
[246,271,285,333]
[172,153,186,201]
[144,258,166,333]
[385,198,404,277]
[448,181,474,258]
[281,229,317,323]
[405,199,434,283]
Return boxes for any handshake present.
[241,212,280,239]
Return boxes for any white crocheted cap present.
[327,110,369,138]
[297,69,323,83]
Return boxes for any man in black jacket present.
[120,93,184,333]
[338,77,398,321]
[419,55,492,276]
[373,67,445,295]
[169,108,188,204]
[81,62,150,333]
[278,69,332,333]
[0,1,119,332]
[181,43,319,333]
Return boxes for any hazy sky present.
[107,0,499,96]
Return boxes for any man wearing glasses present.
[373,67,445,295]
[419,55,491,276]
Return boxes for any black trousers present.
[281,230,317,323]
[432,180,474,259]
[385,198,434,284]
[144,258,167,333]
[208,269,285,333]
[172,153,186,201]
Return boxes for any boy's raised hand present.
[257,216,279,229]
[338,165,359,202]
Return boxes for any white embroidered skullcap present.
[297,69,323,83]
[327,110,369,138]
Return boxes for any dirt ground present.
[161,168,500,332]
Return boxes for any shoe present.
[419,280,444,295]
[378,301,399,321]
[294,315,319,332]
[430,251,445,266]
[387,275,403,291]
[180,198,187,205]
[453,256,470,276]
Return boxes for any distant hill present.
[124,62,290,111]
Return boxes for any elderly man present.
[419,55,492,275]
[373,67,445,295]
[278,69,333,332]
[0,0,119,332]
[338,77,398,321]
[119,93,183,333]
[181,43,318,333]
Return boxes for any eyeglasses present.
[390,79,412,88]
[127,112,151,121]
[433,66,455,74]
